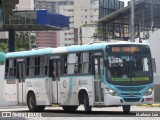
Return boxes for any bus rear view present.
[104,44,154,113]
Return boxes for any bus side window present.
[8,59,16,78]
[35,57,40,76]
[100,58,104,78]
[40,56,48,76]
[5,59,9,78]
[49,61,54,78]
[82,52,90,73]
[94,57,103,79]
[29,57,35,77]
[63,54,68,74]
[26,57,30,76]
[67,53,76,74]
[75,53,82,73]
[94,58,98,79]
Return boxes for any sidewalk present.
[0,105,27,109]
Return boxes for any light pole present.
[131,0,135,42]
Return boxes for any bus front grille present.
[123,98,141,102]
[121,93,142,96]
[117,86,145,91]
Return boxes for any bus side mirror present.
[152,58,156,73]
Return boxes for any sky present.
[120,0,130,6]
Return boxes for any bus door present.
[49,59,60,104]
[94,57,104,103]
[17,61,26,104]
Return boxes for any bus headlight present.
[144,87,153,96]
[105,87,118,96]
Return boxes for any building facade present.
[35,0,99,46]
[15,0,34,10]
[36,31,57,48]
[0,0,34,44]
[35,0,74,47]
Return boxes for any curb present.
[139,104,160,107]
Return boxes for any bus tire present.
[84,93,92,113]
[62,106,78,112]
[27,92,37,112]
[122,105,130,114]
[27,92,46,112]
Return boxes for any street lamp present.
[131,0,135,42]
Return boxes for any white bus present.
[4,42,156,113]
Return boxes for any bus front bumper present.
[103,93,154,105]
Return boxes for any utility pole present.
[79,27,82,45]
[151,0,154,32]
[131,0,135,42]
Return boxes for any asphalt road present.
[0,105,160,119]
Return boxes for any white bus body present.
[4,42,155,113]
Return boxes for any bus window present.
[35,57,40,76]
[5,59,9,78]
[40,56,48,76]
[76,53,82,73]
[67,54,76,74]
[6,59,17,78]
[82,52,89,73]
[62,54,68,74]
[26,57,30,76]
[29,57,35,77]
[94,57,103,79]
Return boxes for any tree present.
[0,42,8,53]
[16,31,36,51]
[93,28,103,39]
[0,31,36,52]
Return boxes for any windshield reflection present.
[107,55,152,85]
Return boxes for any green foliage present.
[0,31,36,52]
[16,31,36,51]
[93,28,103,38]
[0,42,8,53]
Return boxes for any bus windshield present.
[106,45,153,86]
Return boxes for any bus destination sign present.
[112,47,140,53]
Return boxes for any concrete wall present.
[149,30,160,85]
[15,0,34,10]
[0,65,5,106]
[0,32,8,39]
[82,26,96,44]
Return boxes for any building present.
[98,0,160,41]
[15,0,34,10]
[81,24,98,44]
[35,0,74,47]
[36,31,57,48]
[0,0,34,44]
[35,0,99,46]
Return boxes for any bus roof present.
[5,48,54,58]
[5,42,148,58]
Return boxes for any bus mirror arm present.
[106,70,112,81]
[152,58,156,73]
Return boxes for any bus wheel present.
[62,106,78,112]
[122,105,130,114]
[84,93,92,113]
[27,92,37,112]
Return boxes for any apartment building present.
[35,0,73,47]
[35,0,99,46]
[58,0,99,46]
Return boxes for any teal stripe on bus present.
[64,78,73,105]
[5,48,54,58]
